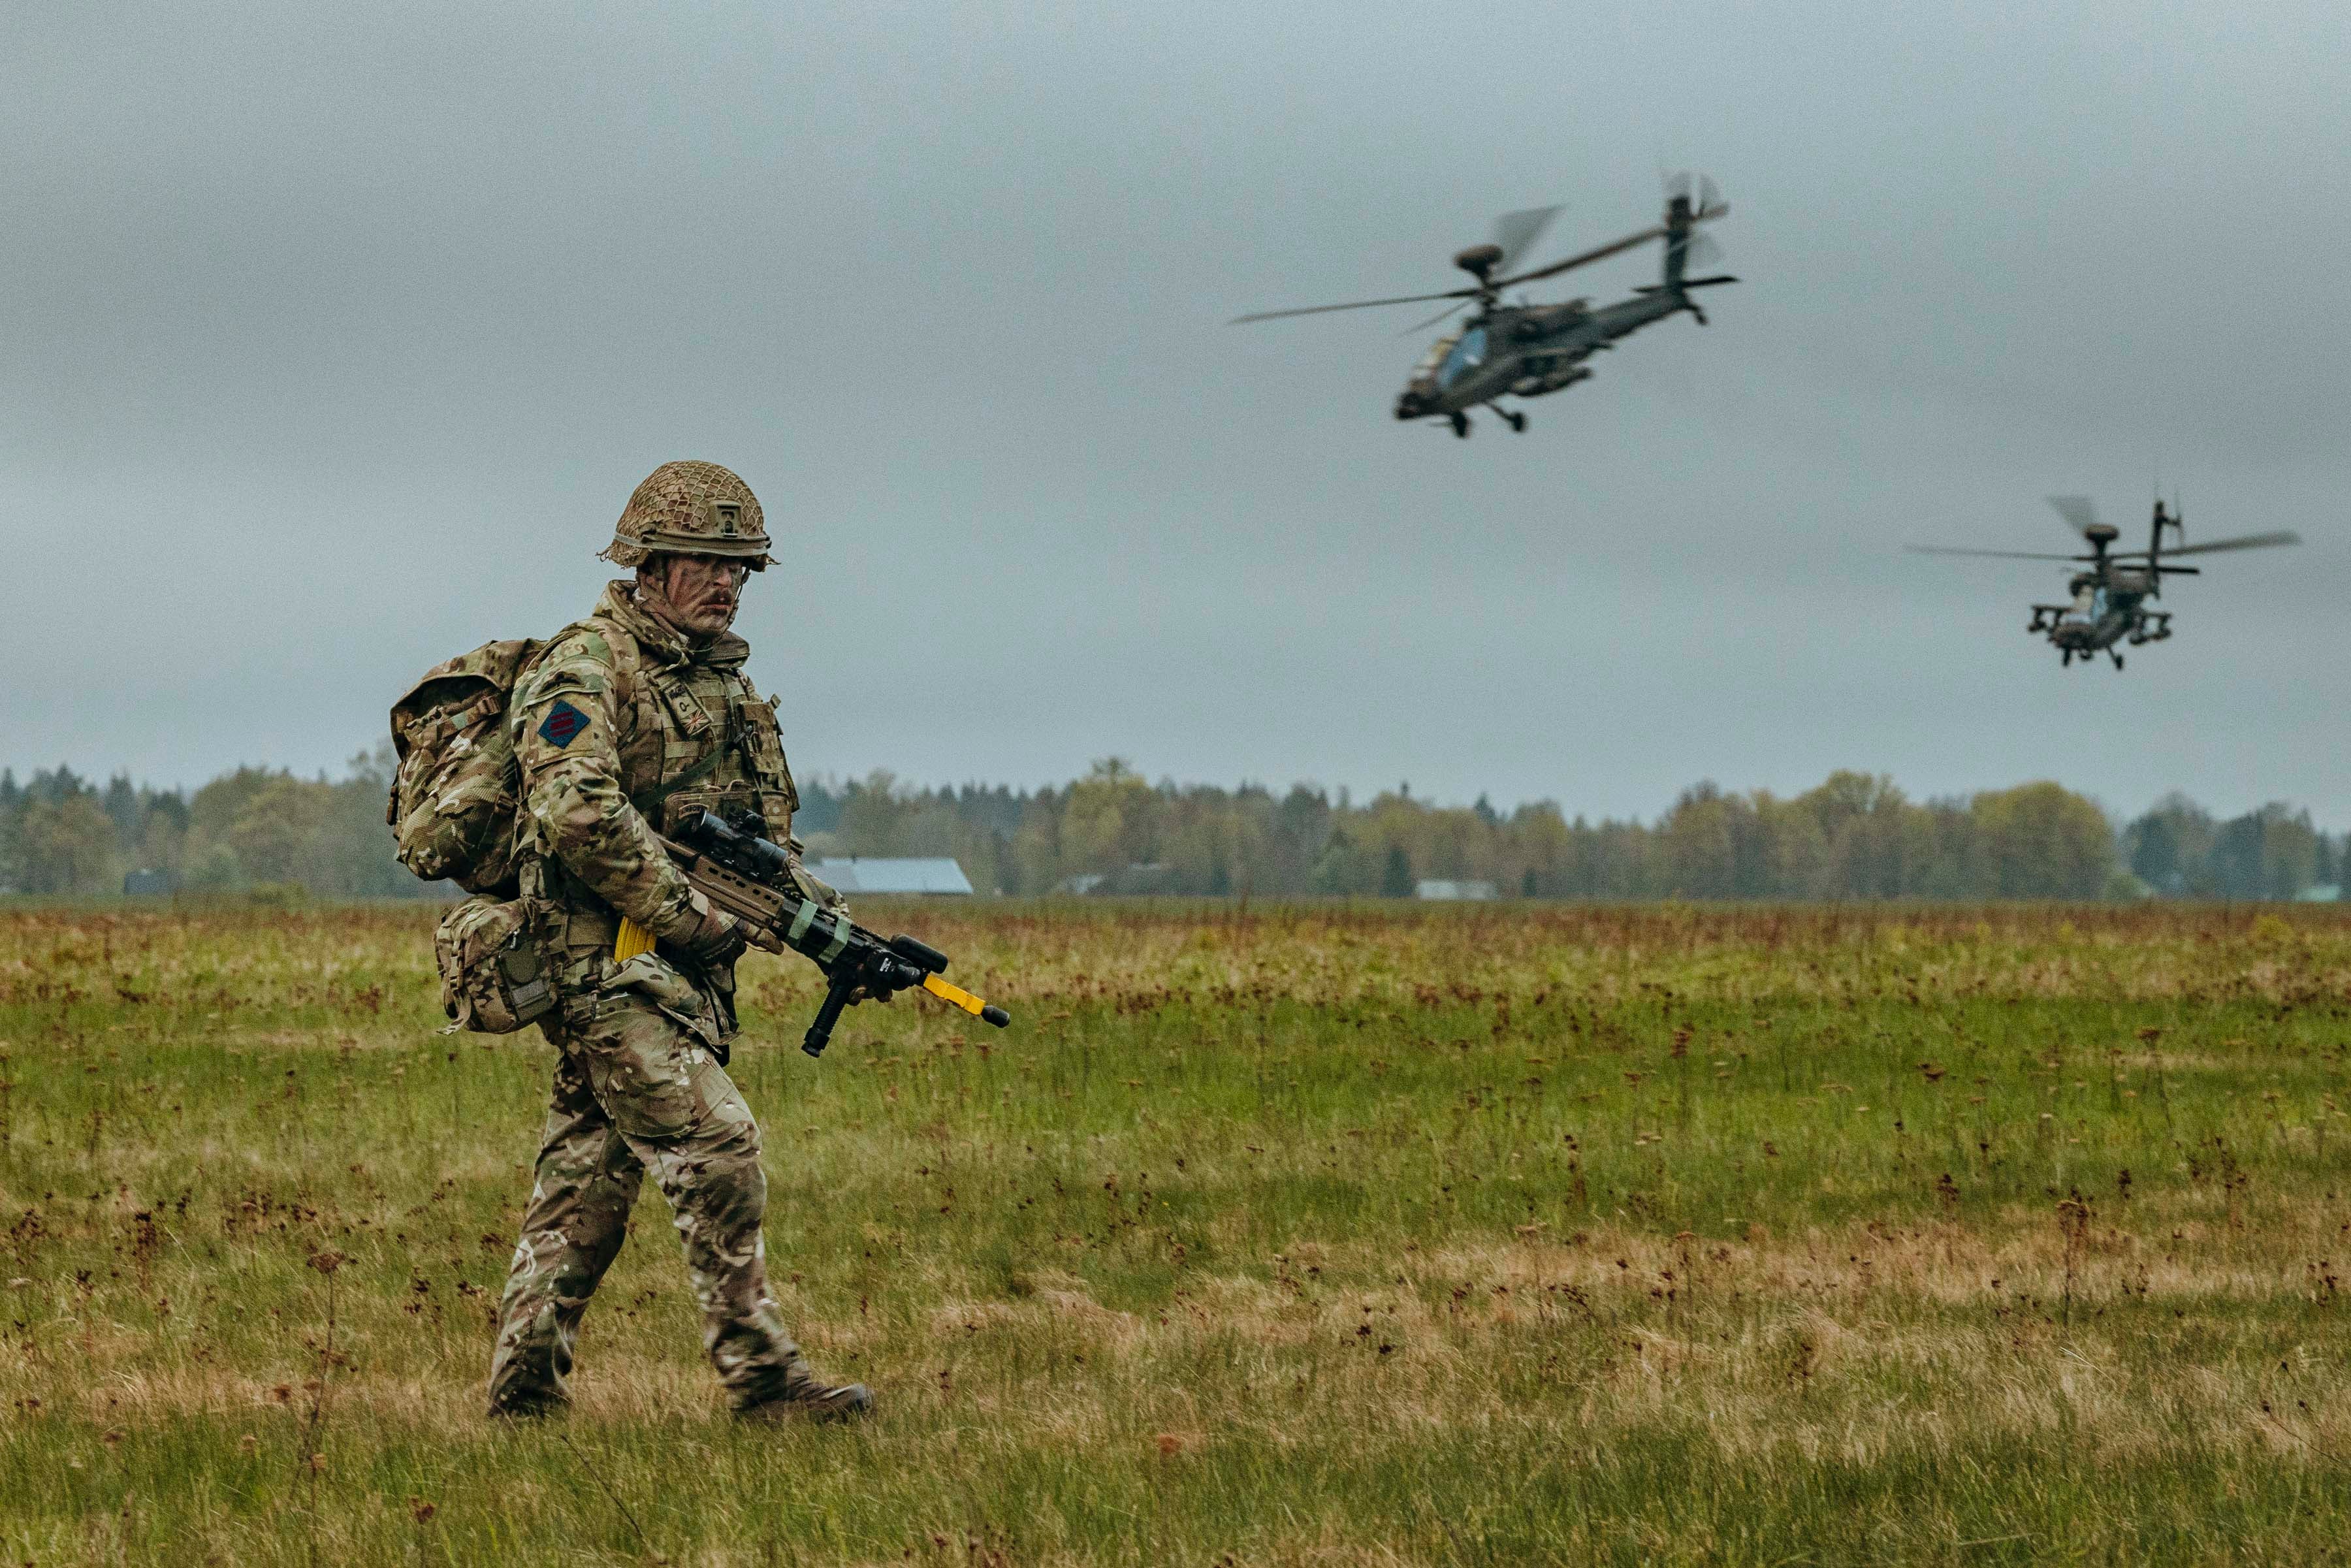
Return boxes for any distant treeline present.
[0,753,2339,903]
[2,748,411,900]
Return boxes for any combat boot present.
[737,1363,874,1423]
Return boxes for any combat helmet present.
[600,460,774,570]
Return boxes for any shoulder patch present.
[538,699,590,748]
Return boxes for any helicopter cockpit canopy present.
[1410,332,1457,378]
[1433,326,1488,389]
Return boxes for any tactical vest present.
[528,611,801,960]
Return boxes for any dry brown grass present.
[6,899,2351,1563]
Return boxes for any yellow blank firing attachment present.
[613,916,656,962]
[923,973,1012,1029]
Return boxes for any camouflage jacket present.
[510,581,836,1002]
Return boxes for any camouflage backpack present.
[386,639,542,895]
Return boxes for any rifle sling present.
[631,743,730,824]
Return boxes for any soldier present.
[486,460,872,1421]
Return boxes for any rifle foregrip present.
[802,970,856,1059]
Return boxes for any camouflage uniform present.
[487,468,851,1418]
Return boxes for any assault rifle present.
[622,810,1010,1058]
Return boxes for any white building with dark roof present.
[808,857,976,895]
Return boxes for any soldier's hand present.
[677,908,748,969]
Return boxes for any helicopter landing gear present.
[1495,406,1527,433]
[1449,411,1470,439]
[2109,649,2124,670]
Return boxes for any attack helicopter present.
[1231,176,1736,436]
[1909,497,2300,669]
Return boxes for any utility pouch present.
[434,896,556,1034]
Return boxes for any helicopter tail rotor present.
[2145,492,2184,592]
[1661,174,1733,302]
[1663,172,1725,221]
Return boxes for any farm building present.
[808,857,975,895]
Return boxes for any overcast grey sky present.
[5,2,2344,824]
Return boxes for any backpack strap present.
[581,614,645,711]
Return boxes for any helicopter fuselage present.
[1393,287,1696,421]
[1232,182,1733,434]
[1913,498,2295,673]
[2030,566,2170,661]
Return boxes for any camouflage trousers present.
[487,977,805,1414]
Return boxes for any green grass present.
[5,901,2351,1565]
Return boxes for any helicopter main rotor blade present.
[1228,287,1479,326]
[2045,495,2102,537]
[2117,529,2301,558]
[1396,298,1475,336]
[1498,196,1731,290]
[1905,546,2093,562]
[1490,204,1561,276]
[1495,224,1669,288]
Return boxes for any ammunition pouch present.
[434,895,556,1034]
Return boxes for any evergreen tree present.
[103,774,142,844]
[2128,814,2182,893]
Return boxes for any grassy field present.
[5,900,2351,1565]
